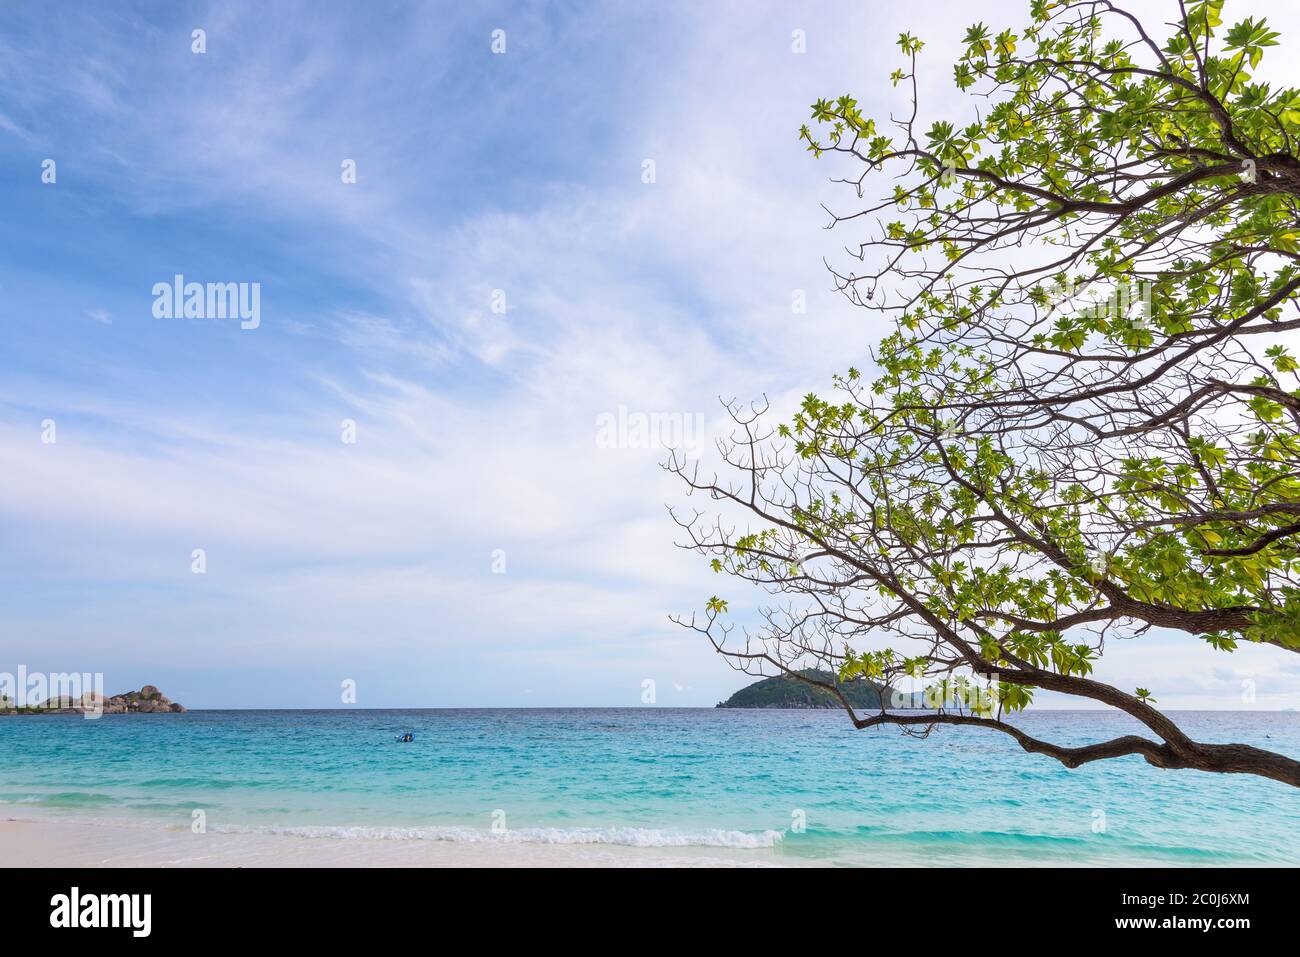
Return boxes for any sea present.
[2,708,1297,866]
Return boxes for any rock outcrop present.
[98,685,187,714]
[0,685,187,715]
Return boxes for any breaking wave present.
[208,822,785,848]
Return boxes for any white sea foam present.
[208,822,785,849]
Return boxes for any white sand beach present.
[0,818,794,868]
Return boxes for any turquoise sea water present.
[2,709,1297,865]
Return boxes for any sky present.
[2,0,1299,709]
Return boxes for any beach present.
[0,817,786,868]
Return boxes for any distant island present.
[0,684,186,715]
[717,669,923,709]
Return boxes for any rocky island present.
[0,684,186,715]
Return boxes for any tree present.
[669,0,1300,786]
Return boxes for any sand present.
[0,817,795,868]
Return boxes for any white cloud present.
[4,0,1300,709]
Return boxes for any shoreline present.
[5,814,1262,868]
[0,817,797,868]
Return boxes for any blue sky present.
[2,0,1298,709]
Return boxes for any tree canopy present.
[670,0,1300,786]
